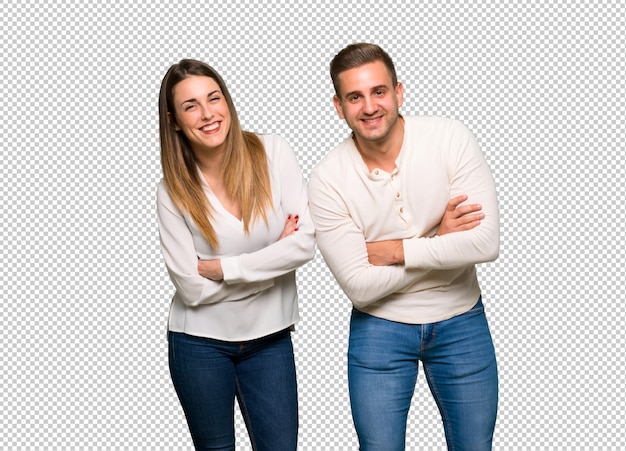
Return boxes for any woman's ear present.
[168,112,181,131]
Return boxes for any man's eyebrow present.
[180,90,221,106]
[343,89,361,99]
[343,85,388,99]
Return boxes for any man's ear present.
[168,112,181,131]
[395,82,404,109]
[333,95,345,120]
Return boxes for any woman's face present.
[171,75,231,155]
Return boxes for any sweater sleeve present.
[157,182,274,307]
[308,166,427,309]
[403,122,500,269]
[220,135,315,284]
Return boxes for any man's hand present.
[366,195,483,266]
[366,240,404,266]
[198,259,224,281]
[436,194,484,236]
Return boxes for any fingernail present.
[295,215,299,220]
[288,214,292,219]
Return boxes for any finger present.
[446,194,468,211]
[448,204,480,220]
[455,203,483,216]
[458,219,482,230]
[456,212,485,225]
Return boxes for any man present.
[308,43,500,450]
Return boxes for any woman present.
[157,59,315,451]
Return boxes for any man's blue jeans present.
[168,328,298,451]
[348,297,498,451]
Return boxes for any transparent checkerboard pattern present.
[1,0,624,449]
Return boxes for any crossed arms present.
[307,123,500,308]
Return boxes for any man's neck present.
[353,117,404,173]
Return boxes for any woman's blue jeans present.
[168,329,298,451]
[348,297,498,451]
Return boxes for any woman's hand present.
[278,214,299,240]
[198,259,224,281]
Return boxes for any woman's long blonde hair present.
[159,59,273,249]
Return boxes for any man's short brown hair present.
[330,43,398,97]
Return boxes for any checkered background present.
[1,0,624,449]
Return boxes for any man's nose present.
[363,96,376,114]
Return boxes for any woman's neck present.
[194,148,225,182]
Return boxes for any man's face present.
[333,60,404,145]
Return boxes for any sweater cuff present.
[402,238,426,269]
[220,255,243,284]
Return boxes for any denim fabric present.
[168,329,298,451]
[348,297,498,451]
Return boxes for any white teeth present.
[201,123,219,131]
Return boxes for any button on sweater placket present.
[389,173,406,224]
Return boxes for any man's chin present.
[355,129,386,143]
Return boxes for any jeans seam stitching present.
[424,363,455,451]
[235,376,258,451]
